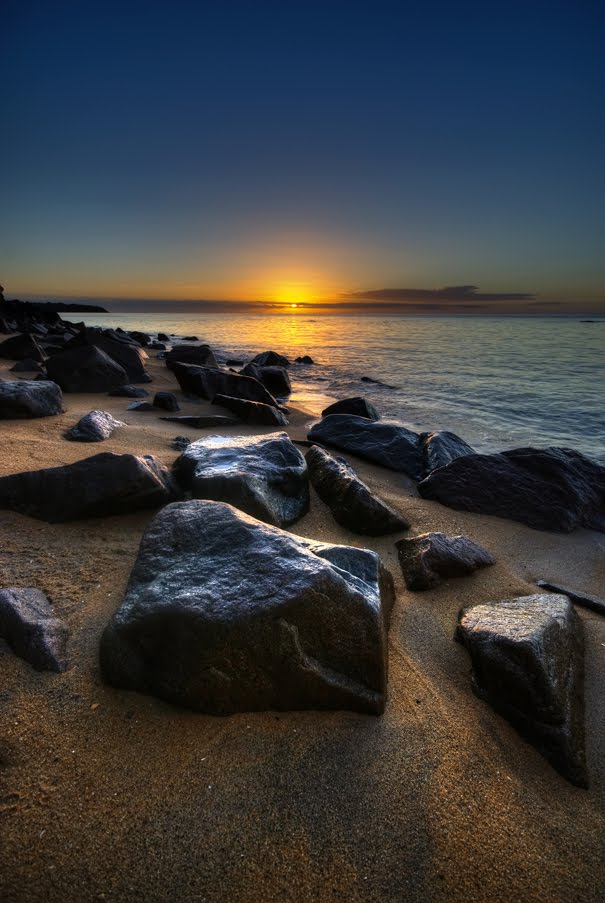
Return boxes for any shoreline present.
[1,330,604,901]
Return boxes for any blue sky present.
[3,0,604,311]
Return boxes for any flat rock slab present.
[457,593,587,786]
[0,452,179,522]
[213,393,288,426]
[160,415,240,428]
[65,410,125,442]
[322,397,380,421]
[174,432,309,527]
[0,587,68,671]
[419,430,475,476]
[108,385,149,398]
[536,580,605,617]
[168,362,280,407]
[100,499,394,714]
[308,415,422,478]
[0,380,63,419]
[419,446,605,533]
[306,445,410,535]
[395,531,494,590]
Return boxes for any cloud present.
[342,285,536,304]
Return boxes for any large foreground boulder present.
[396,532,494,590]
[419,447,605,533]
[0,332,46,362]
[419,430,475,476]
[306,446,410,535]
[322,397,380,421]
[46,345,128,392]
[308,415,423,478]
[0,588,68,672]
[456,594,587,786]
[240,363,292,397]
[65,410,125,442]
[0,380,63,419]
[212,393,288,426]
[100,500,394,714]
[174,432,309,527]
[64,328,152,382]
[168,361,280,407]
[0,453,179,522]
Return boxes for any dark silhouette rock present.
[322,397,380,421]
[10,358,45,373]
[182,335,199,342]
[46,345,128,392]
[250,350,290,368]
[418,447,605,533]
[212,393,288,426]
[160,415,240,428]
[295,355,314,364]
[0,452,179,522]
[157,333,169,342]
[173,432,309,527]
[0,333,46,362]
[108,385,149,398]
[128,331,151,347]
[396,531,494,590]
[456,593,587,787]
[65,410,125,442]
[150,341,166,350]
[165,344,219,369]
[306,446,410,535]
[308,415,422,478]
[241,363,292,397]
[225,358,244,366]
[419,430,475,477]
[100,499,394,714]
[0,380,63,419]
[64,328,152,382]
[153,392,180,412]
[0,588,68,672]
[127,401,155,411]
[168,362,280,407]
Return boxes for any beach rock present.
[173,432,309,527]
[65,410,125,442]
[100,499,393,714]
[128,330,151,347]
[536,580,605,618]
[322,397,380,421]
[160,415,240,428]
[153,391,180,412]
[182,335,199,342]
[165,344,219,369]
[127,401,155,411]
[64,328,152,383]
[108,385,149,398]
[171,436,191,451]
[157,333,169,342]
[307,446,410,535]
[0,588,68,672]
[0,452,179,522]
[395,532,494,590]
[456,593,587,786]
[10,358,45,373]
[250,350,290,368]
[150,341,166,350]
[225,358,244,367]
[0,332,46,362]
[308,415,422,478]
[295,355,314,364]
[168,362,280,407]
[0,380,63,419]
[46,345,129,392]
[241,363,292,397]
[419,430,475,477]
[418,446,605,533]
[212,393,288,426]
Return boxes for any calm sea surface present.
[79,312,605,463]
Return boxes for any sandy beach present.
[1,350,604,903]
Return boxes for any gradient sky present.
[3,0,605,312]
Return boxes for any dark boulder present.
[418,446,605,533]
[322,397,380,421]
[46,345,128,392]
[10,358,45,373]
[153,391,180,412]
[108,385,149,398]
[127,401,155,411]
[64,328,152,383]
[395,532,494,590]
[165,344,219,369]
[295,355,314,364]
[250,350,290,368]
[0,588,68,672]
[212,393,288,426]
[157,333,169,342]
[128,331,151,347]
[173,432,309,527]
[419,430,475,477]
[0,380,63,419]
[0,332,46,362]
[168,362,280,407]
[456,593,587,786]
[241,363,292,397]
[65,410,125,442]
[306,446,410,535]
[160,415,240,428]
[308,415,422,478]
[100,499,394,714]
[171,436,192,451]
[150,341,166,350]
[0,452,179,522]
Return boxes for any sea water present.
[78,311,605,463]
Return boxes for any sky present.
[2,0,605,314]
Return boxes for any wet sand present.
[1,353,604,902]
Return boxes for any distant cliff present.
[20,301,109,313]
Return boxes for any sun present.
[290,303,297,309]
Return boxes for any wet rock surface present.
[419,430,475,476]
[0,587,68,672]
[0,379,64,419]
[321,397,380,421]
[46,345,129,392]
[65,410,126,442]
[168,362,280,407]
[165,344,219,369]
[250,350,290,368]
[419,446,605,533]
[395,531,494,590]
[212,393,288,426]
[100,499,394,714]
[456,593,587,786]
[308,414,423,478]
[0,452,179,522]
[240,363,292,397]
[173,431,309,527]
[306,445,410,535]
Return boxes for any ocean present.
[78,311,605,463]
